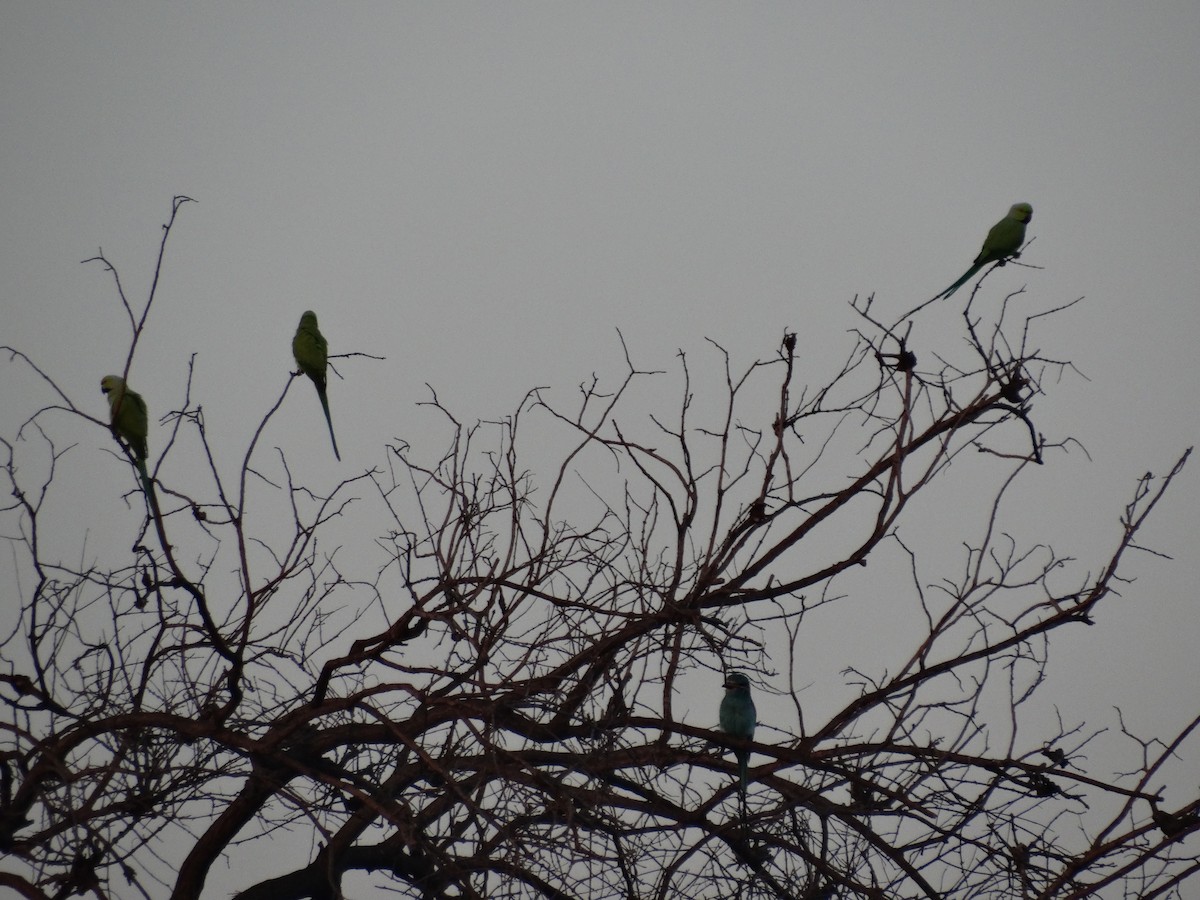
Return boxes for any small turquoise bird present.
[719,672,757,798]
[934,202,1033,300]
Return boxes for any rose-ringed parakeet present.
[934,202,1033,300]
[719,672,757,798]
[100,375,152,497]
[292,310,340,461]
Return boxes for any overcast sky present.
[2,2,1199,891]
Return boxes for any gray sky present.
[2,2,1199,892]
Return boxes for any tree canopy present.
[1,199,1196,899]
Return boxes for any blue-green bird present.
[719,672,757,798]
[292,310,340,461]
[934,202,1033,300]
[100,375,153,498]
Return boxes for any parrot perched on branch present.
[719,672,757,799]
[934,202,1033,300]
[292,310,340,461]
[100,375,152,496]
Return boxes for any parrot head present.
[1009,202,1033,223]
[100,375,126,397]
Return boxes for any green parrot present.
[935,202,1033,299]
[719,672,757,798]
[292,310,340,461]
[100,374,152,495]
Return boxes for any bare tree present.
[1,200,1196,899]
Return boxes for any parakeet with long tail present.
[292,310,340,461]
[100,375,153,497]
[934,202,1033,300]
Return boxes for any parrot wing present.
[975,214,1027,267]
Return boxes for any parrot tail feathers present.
[136,458,160,518]
[936,263,982,301]
[317,389,341,462]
